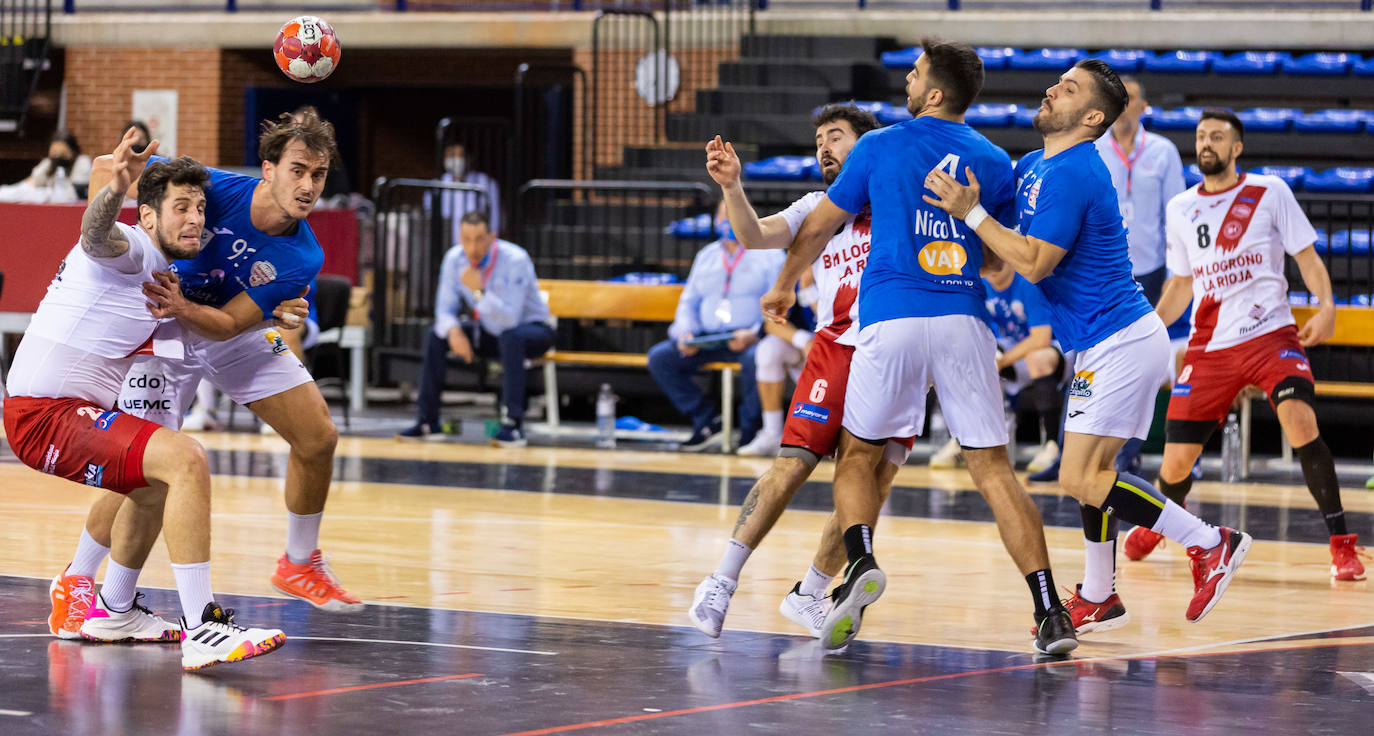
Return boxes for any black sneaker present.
[680,417,724,453]
[1033,606,1079,655]
[396,422,440,441]
[491,421,528,448]
[818,555,885,650]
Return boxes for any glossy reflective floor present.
[3,431,1373,735]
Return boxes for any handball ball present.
[274,16,340,83]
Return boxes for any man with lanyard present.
[925,59,1251,632]
[52,108,364,622]
[397,210,553,446]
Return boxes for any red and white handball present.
[274,15,340,83]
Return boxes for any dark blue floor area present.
[1,576,1371,735]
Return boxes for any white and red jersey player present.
[776,190,869,346]
[1164,172,1316,353]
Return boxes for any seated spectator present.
[0,129,91,203]
[398,210,553,447]
[648,207,785,452]
[930,261,1065,472]
[736,271,816,457]
[121,120,152,154]
[440,142,502,233]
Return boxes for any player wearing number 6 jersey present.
[760,40,1077,655]
[688,104,915,640]
[1114,109,1363,585]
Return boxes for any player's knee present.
[292,415,338,459]
[148,432,209,486]
[1056,464,1096,498]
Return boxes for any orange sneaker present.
[1330,534,1366,581]
[270,550,364,611]
[48,566,96,639]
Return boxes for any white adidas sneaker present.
[779,583,831,637]
[687,574,736,638]
[80,593,182,643]
[181,602,286,671]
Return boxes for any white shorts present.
[118,325,313,430]
[843,315,1008,449]
[1064,313,1170,440]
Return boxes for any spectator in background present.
[440,142,502,233]
[736,271,815,457]
[0,129,91,203]
[398,210,553,447]
[121,120,152,154]
[648,203,785,452]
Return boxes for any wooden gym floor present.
[2,430,1372,734]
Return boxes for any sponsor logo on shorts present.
[264,329,290,356]
[1172,384,1192,396]
[1178,365,1193,383]
[1278,348,1304,360]
[1068,370,1094,400]
[1297,362,1309,372]
[126,373,168,392]
[791,402,830,424]
[1068,410,1086,418]
[41,444,60,474]
[83,463,104,487]
[248,260,278,287]
[120,399,173,412]
[1276,387,1295,400]
[94,411,120,431]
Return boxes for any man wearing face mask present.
[440,142,502,234]
[0,129,91,203]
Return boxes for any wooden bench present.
[537,279,743,451]
[1236,305,1374,476]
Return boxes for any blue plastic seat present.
[1285,52,1355,76]
[1149,107,1203,130]
[1304,167,1374,193]
[1095,49,1150,73]
[1008,48,1085,71]
[1184,164,1203,188]
[880,47,919,70]
[1288,291,1310,306]
[1354,294,1373,307]
[1213,51,1290,76]
[875,104,912,126]
[667,213,714,239]
[1328,229,1372,255]
[1355,56,1374,77]
[1312,229,1329,252]
[965,103,1016,128]
[1237,107,1298,132]
[1142,50,1218,74]
[743,156,816,182]
[1010,105,1038,128]
[1254,165,1312,190]
[1292,109,1367,134]
[976,47,1016,71]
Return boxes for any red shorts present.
[1165,324,1315,443]
[3,396,160,493]
[780,335,914,460]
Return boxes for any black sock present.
[1027,375,1063,442]
[1080,504,1119,542]
[842,524,873,565]
[1100,472,1169,529]
[1026,569,1062,621]
[1156,475,1194,506]
[1294,437,1347,536]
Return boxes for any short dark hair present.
[137,156,210,213]
[257,106,339,166]
[920,38,984,115]
[812,103,881,138]
[121,120,151,142]
[1119,75,1144,100]
[1199,108,1245,142]
[1074,59,1128,134]
[459,209,491,230]
[51,128,80,157]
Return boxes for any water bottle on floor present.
[1221,411,1241,483]
[596,383,617,449]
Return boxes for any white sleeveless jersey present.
[1164,173,1317,352]
[777,191,872,346]
[7,223,169,406]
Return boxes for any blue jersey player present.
[71,108,363,614]
[925,59,1251,634]
[760,39,1077,656]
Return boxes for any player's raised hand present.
[922,166,981,220]
[109,127,159,196]
[760,285,795,325]
[706,135,742,189]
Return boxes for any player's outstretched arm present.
[924,167,1065,282]
[706,136,792,250]
[1292,246,1337,346]
[1155,275,1194,327]
[143,273,275,341]
[760,195,848,323]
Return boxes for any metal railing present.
[1,0,52,133]
[1293,194,1374,383]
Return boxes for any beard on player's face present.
[1196,145,1233,176]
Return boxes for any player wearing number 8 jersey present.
[1115,108,1362,583]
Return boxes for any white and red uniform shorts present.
[3,395,160,493]
[1166,324,1316,444]
[780,333,914,463]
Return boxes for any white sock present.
[171,562,214,625]
[100,560,141,612]
[714,539,752,582]
[762,411,783,437]
[69,528,110,578]
[1078,539,1116,604]
[286,511,323,564]
[799,565,833,598]
[1151,500,1222,550]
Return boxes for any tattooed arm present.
[80,127,159,260]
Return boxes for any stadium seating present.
[1008,48,1085,71]
[1238,107,1298,132]
[1185,164,1203,188]
[1328,229,1373,255]
[1098,49,1150,72]
[742,155,819,181]
[1214,51,1290,75]
[1304,167,1374,193]
[965,103,1016,128]
[976,47,1016,71]
[1285,52,1357,76]
[1292,109,1367,134]
[1150,107,1203,130]
[1255,165,1311,189]
[1143,50,1219,74]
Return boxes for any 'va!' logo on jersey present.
[1069,370,1094,399]
[264,330,291,356]
[918,241,968,275]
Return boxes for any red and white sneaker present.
[1330,534,1366,581]
[1062,584,1131,635]
[1186,526,1252,622]
[271,550,364,612]
[1123,525,1166,561]
[48,566,96,640]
